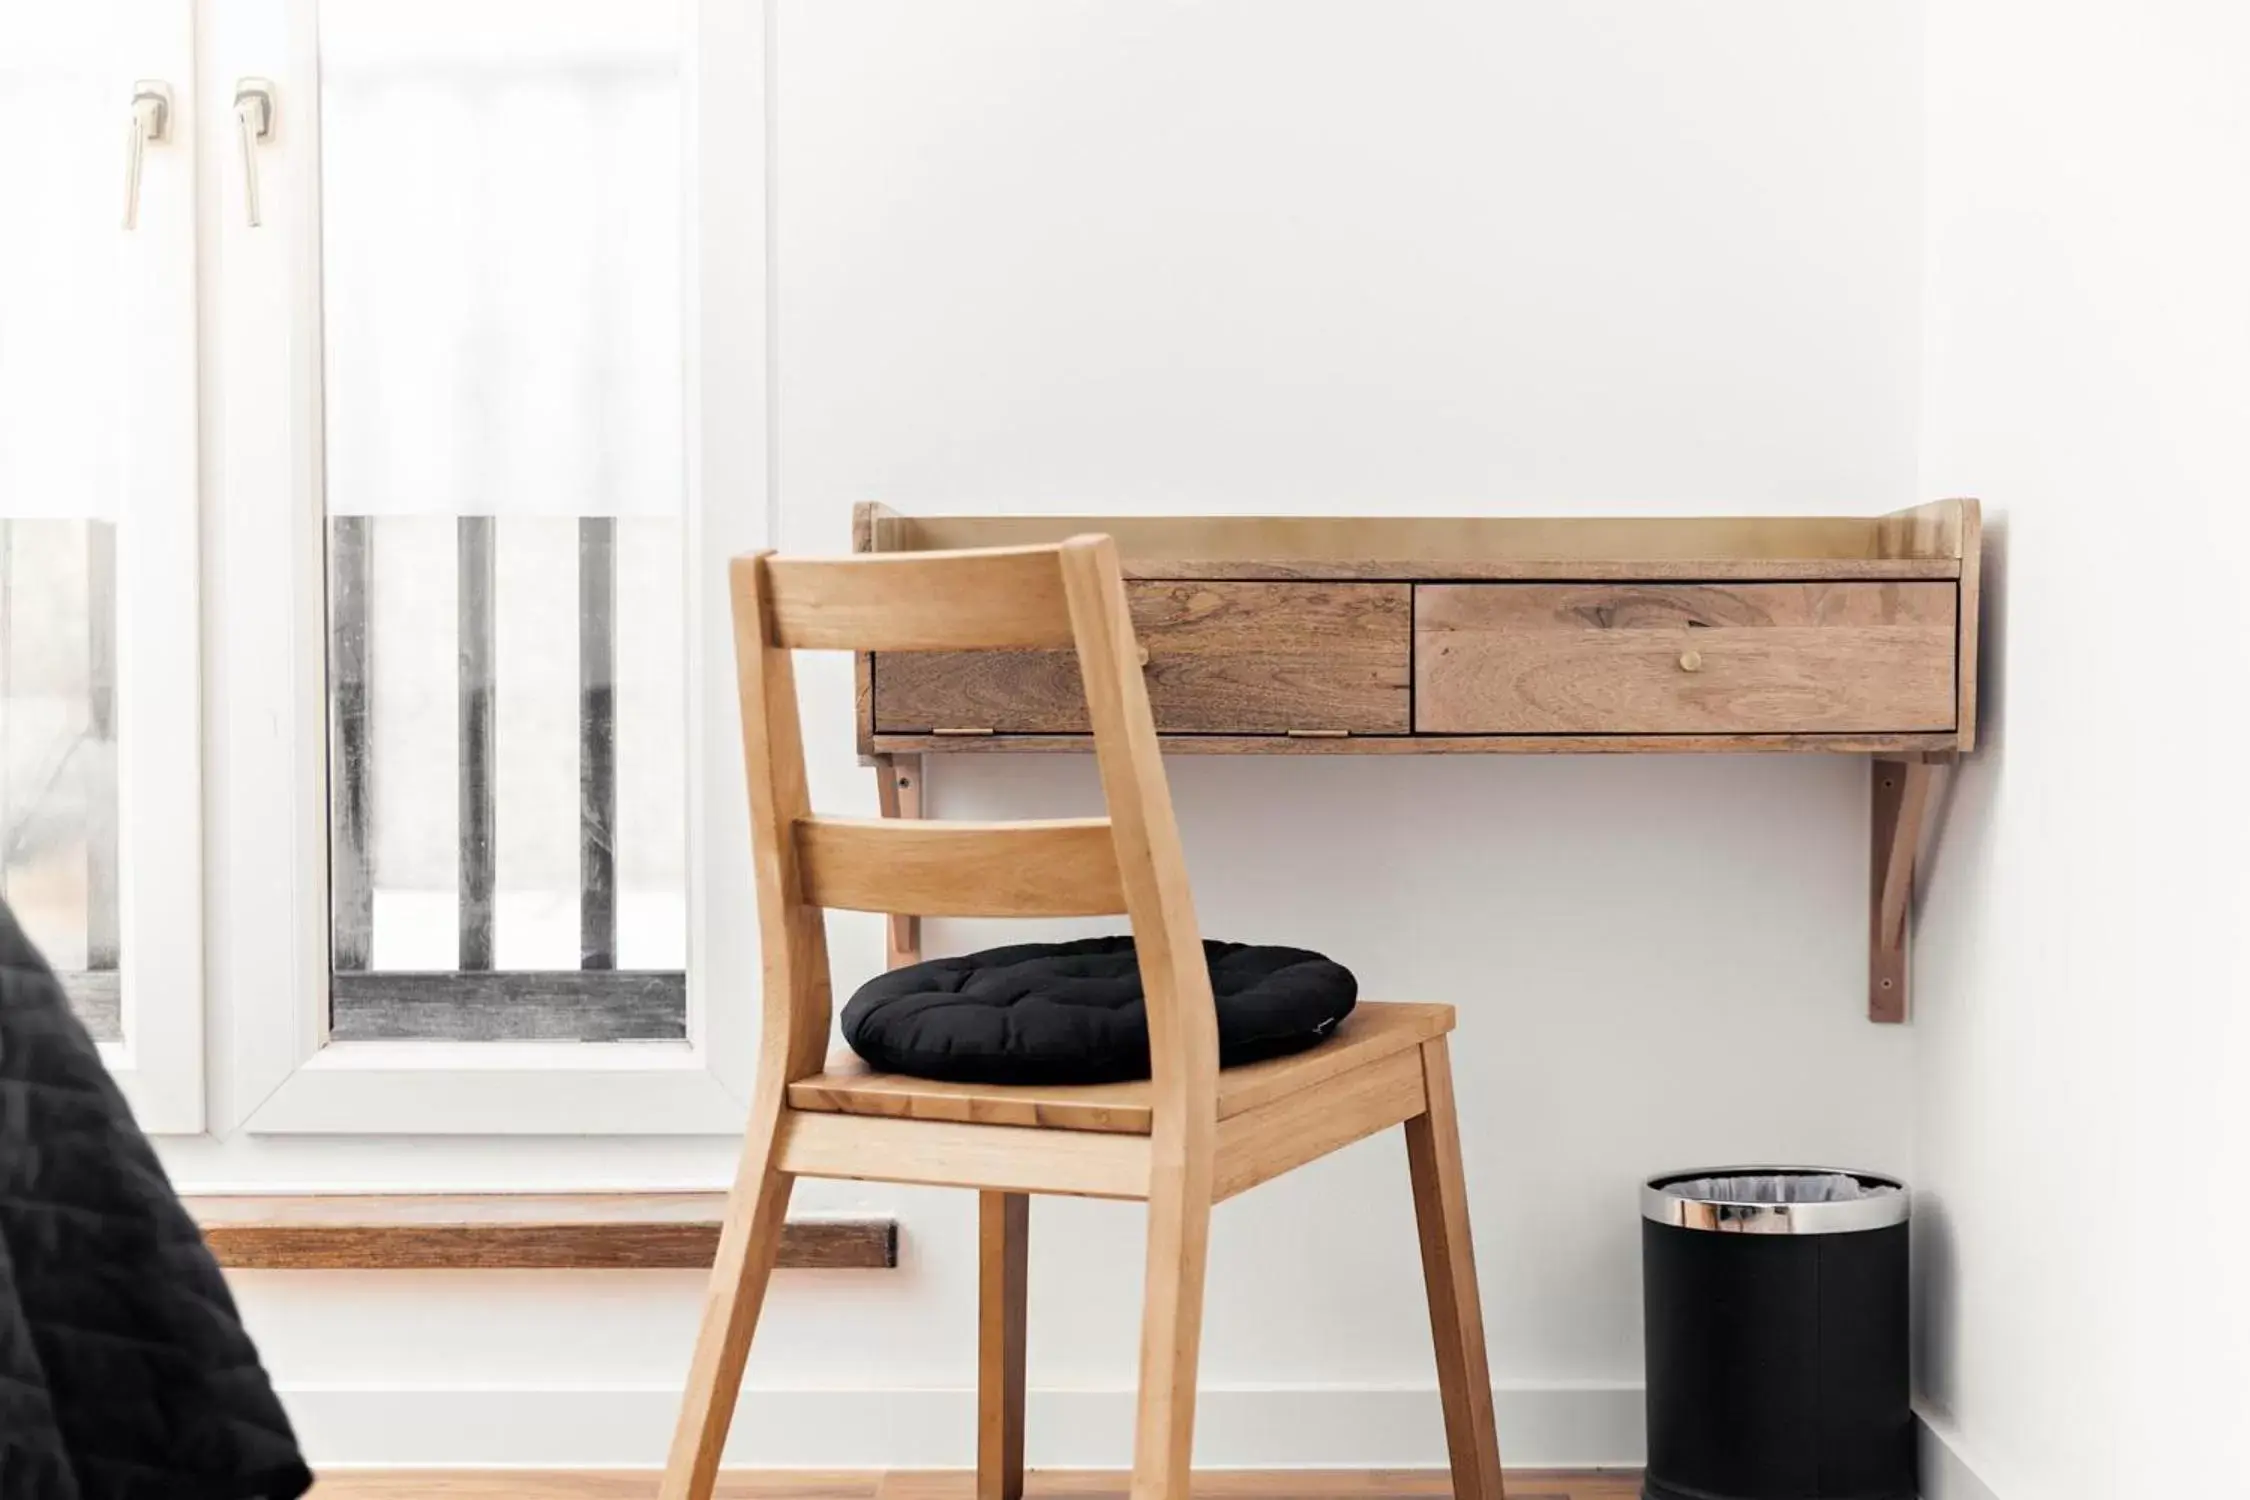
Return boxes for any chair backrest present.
[730,536,1218,1118]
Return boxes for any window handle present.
[121,80,171,230]
[234,78,276,228]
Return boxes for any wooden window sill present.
[187,1193,896,1271]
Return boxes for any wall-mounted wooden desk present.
[853,500,1980,1022]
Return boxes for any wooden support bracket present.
[1869,757,1936,1022]
[873,752,925,968]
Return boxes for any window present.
[206,0,765,1133]
[318,1,689,1042]
[0,0,758,1136]
[0,0,203,1129]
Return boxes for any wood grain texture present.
[1869,759,1936,1024]
[328,969,687,1042]
[1879,497,1981,753]
[189,1195,893,1271]
[854,503,1981,762]
[795,816,1125,918]
[876,582,1409,735]
[662,1134,798,1500]
[1872,497,1970,561]
[885,511,1958,564]
[1415,583,1957,736]
[871,755,927,967]
[694,538,1518,1492]
[1055,534,1224,1122]
[313,1477,870,1500]
[852,505,888,758]
[801,814,1134,922]
[1130,1163,1214,1500]
[880,1478,1629,1500]
[327,515,375,972]
[457,517,499,971]
[767,548,1077,652]
[1050,538,1224,1500]
[978,1193,1030,1500]
[776,1109,1155,1200]
[870,730,1963,756]
[787,1004,1456,1137]
[1211,1045,1427,1201]
[1953,500,1981,753]
[309,1470,1642,1499]
[1102,558,1958,581]
[854,500,908,555]
[58,970,120,1041]
[663,553,840,1500]
[580,516,621,970]
[1406,1038,1506,1500]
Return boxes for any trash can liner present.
[1659,1171,1900,1205]
[1642,1166,1909,1236]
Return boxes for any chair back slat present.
[731,533,1218,1126]
[728,556,837,1098]
[1055,540,1220,1120]
[794,815,1128,917]
[763,547,1075,651]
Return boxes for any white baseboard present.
[1917,1410,2001,1500]
[284,1383,1644,1471]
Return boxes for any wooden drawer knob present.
[1677,649,1703,673]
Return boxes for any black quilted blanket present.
[0,903,310,1499]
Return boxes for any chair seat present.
[786,1000,1455,1136]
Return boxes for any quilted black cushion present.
[842,936,1356,1085]
[0,901,311,1499]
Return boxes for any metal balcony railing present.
[325,516,684,1042]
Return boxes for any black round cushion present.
[841,936,1357,1086]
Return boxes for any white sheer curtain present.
[319,0,688,980]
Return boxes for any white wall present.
[189,1,1934,1469]
[1915,5,2250,1498]
[772,0,1922,1463]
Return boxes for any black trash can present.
[1641,1167,1911,1500]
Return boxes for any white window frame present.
[71,0,206,1134]
[207,0,767,1134]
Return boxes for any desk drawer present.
[1414,582,1956,735]
[874,581,1410,735]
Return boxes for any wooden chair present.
[662,536,1505,1500]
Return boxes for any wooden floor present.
[309,1472,1642,1499]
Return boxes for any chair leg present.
[1128,1141,1216,1500]
[978,1192,1031,1500]
[1405,1036,1506,1500]
[660,1113,797,1500]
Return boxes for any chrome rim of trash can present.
[1641,1166,1909,1235]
